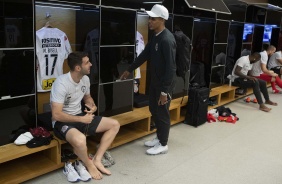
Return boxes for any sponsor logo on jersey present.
[42,78,56,90]
[41,38,62,48]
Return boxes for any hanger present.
[44,21,53,28]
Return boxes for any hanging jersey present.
[5,24,20,48]
[84,28,99,84]
[227,33,236,57]
[36,27,72,92]
[135,31,144,79]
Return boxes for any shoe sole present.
[146,150,168,155]
[144,142,159,147]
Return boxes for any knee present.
[111,119,120,132]
[253,80,260,87]
[71,134,87,148]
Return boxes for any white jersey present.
[134,31,145,79]
[250,51,267,76]
[84,28,99,84]
[268,51,282,69]
[50,72,90,127]
[231,56,253,81]
[36,27,72,92]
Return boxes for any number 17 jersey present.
[36,27,72,92]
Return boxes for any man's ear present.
[75,65,81,71]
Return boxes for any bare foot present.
[259,104,271,112]
[87,164,103,180]
[93,158,112,175]
[265,100,278,106]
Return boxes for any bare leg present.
[93,117,120,175]
[66,129,103,180]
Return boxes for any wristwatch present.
[161,92,167,96]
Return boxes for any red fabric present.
[207,113,216,123]
[256,73,282,90]
[218,115,238,124]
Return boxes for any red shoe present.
[244,97,251,103]
[273,90,282,94]
[252,98,257,103]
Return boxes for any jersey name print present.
[36,27,72,92]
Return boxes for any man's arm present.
[83,94,97,114]
[261,63,277,77]
[120,41,151,79]
[276,58,282,65]
[234,65,256,81]
[51,101,94,124]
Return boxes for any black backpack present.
[173,30,191,81]
[173,31,191,103]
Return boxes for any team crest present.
[155,43,158,51]
[61,125,68,133]
[81,86,86,93]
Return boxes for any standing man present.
[120,4,176,155]
[51,52,120,181]
[268,50,282,76]
[230,53,277,112]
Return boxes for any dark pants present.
[149,84,171,146]
[233,77,269,104]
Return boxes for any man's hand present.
[120,71,130,80]
[158,94,168,106]
[270,71,278,77]
[247,76,257,82]
[84,104,97,114]
[81,113,94,124]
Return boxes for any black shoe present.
[63,149,78,159]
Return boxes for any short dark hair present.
[67,52,88,71]
[251,52,261,61]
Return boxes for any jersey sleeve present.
[64,34,72,59]
[237,58,245,68]
[50,78,67,104]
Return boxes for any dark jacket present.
[128,28,176,93]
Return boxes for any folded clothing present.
[26,135,53,148]
[14,132,34,145]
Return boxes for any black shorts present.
[270,66,282,75]
[53,113,102,141]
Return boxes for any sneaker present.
[74,160,92,182]
[273,90,282,94]
[63,161,81,182]
[146,142,168,155]
[144,137,159,147]
[101,155,112,167]
[104,150,115,165]
[89,153,112,168]
[244,97,251,103]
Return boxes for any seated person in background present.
[250,45,282,94]
[268,50,282,76]
[230,52,277,112]
[50,52,120,180]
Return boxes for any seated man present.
[268,50,282,76]
[250,45,282,94]
[50,52,120,180]
[230,52,277,112]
